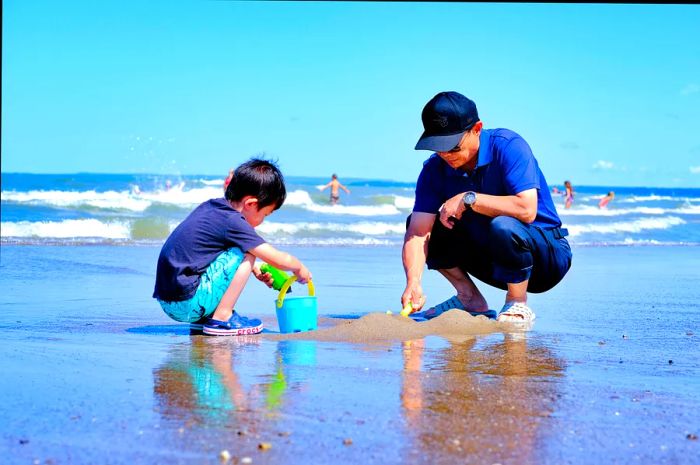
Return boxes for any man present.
[320,173,351,205]
[402,91,572,323]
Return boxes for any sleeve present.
[412,157,444,214]
[225,217,266,252]
[500,137,540,195]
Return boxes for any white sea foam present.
[258,221,405,236]
[284,190,401,216]
[269,237,399,246]
[675,205,700,214]
[198,178,225,186]
[1,219,131,239]
[559,206,667,216]
[566,216,686,237]
[619,195,700,203]
[1,186,223,211]
[392,195,415,210]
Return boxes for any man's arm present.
[438,188,538,229]
[471,189,537,223]
[401,212,435,311]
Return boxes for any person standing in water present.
[564,180,574,209]
[598,191,615,208]
[321,174,351,205]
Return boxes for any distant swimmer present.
[564,180,574,209]
[131,184,141,195]
[320,173,350,205]
[598,191,615,209]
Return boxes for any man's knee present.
[488,216,526,243]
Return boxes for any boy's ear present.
[242,196,260,209]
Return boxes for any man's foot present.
[412,295,497,320]
[203,312,263,336]
[497,301,536,323]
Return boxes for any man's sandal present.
[497,301,536,323]
[411,295,497,321]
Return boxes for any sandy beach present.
[1,244,698,464]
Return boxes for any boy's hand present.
[294,264,312,284]
[253,265,275,288]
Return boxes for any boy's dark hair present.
[225,158,286,210]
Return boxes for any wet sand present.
[0,245,698,464]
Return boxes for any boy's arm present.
[320,182,332,191]
[249,243,311,283]
[340,183,350,194]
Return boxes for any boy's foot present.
[203,312,263,336]
[189,316,208,332]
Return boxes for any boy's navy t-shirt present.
[153,198,265,302]
[413,128,562,230]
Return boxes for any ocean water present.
[2,173,699,247]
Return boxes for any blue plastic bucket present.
[275,277,317,333]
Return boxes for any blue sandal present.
[411,295,497,321]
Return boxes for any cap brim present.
[414,131,465,152]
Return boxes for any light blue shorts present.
[158,247,245,323]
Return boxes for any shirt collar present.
[476,129,493,168]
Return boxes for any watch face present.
[464,192,476,205]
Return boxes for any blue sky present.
[3,1,699,187]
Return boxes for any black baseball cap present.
[415,91,479,152]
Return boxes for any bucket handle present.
[276,276,315,308]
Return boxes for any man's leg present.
[419,215,491,314]
[483,216,572,320]
[437,267,489,313]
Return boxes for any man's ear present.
[473,121,483,134]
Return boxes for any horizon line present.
[1,171,699,190]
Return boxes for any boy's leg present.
[210,253,254,322]
[203,251,263,336]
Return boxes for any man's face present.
[436,128,480,170]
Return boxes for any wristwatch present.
[462,191,477,209]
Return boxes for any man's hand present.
[401,283,426,313]
[439,192,468,229]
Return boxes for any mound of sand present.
[266,309,505,343]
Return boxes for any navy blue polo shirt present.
[413,128,562,229]
[153,198,265,302]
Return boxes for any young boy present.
[153,158,311,336]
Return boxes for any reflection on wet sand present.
[151,327,564,464]
[400,334,565,464]
[153,337,318,427]
[153,336,263,429]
